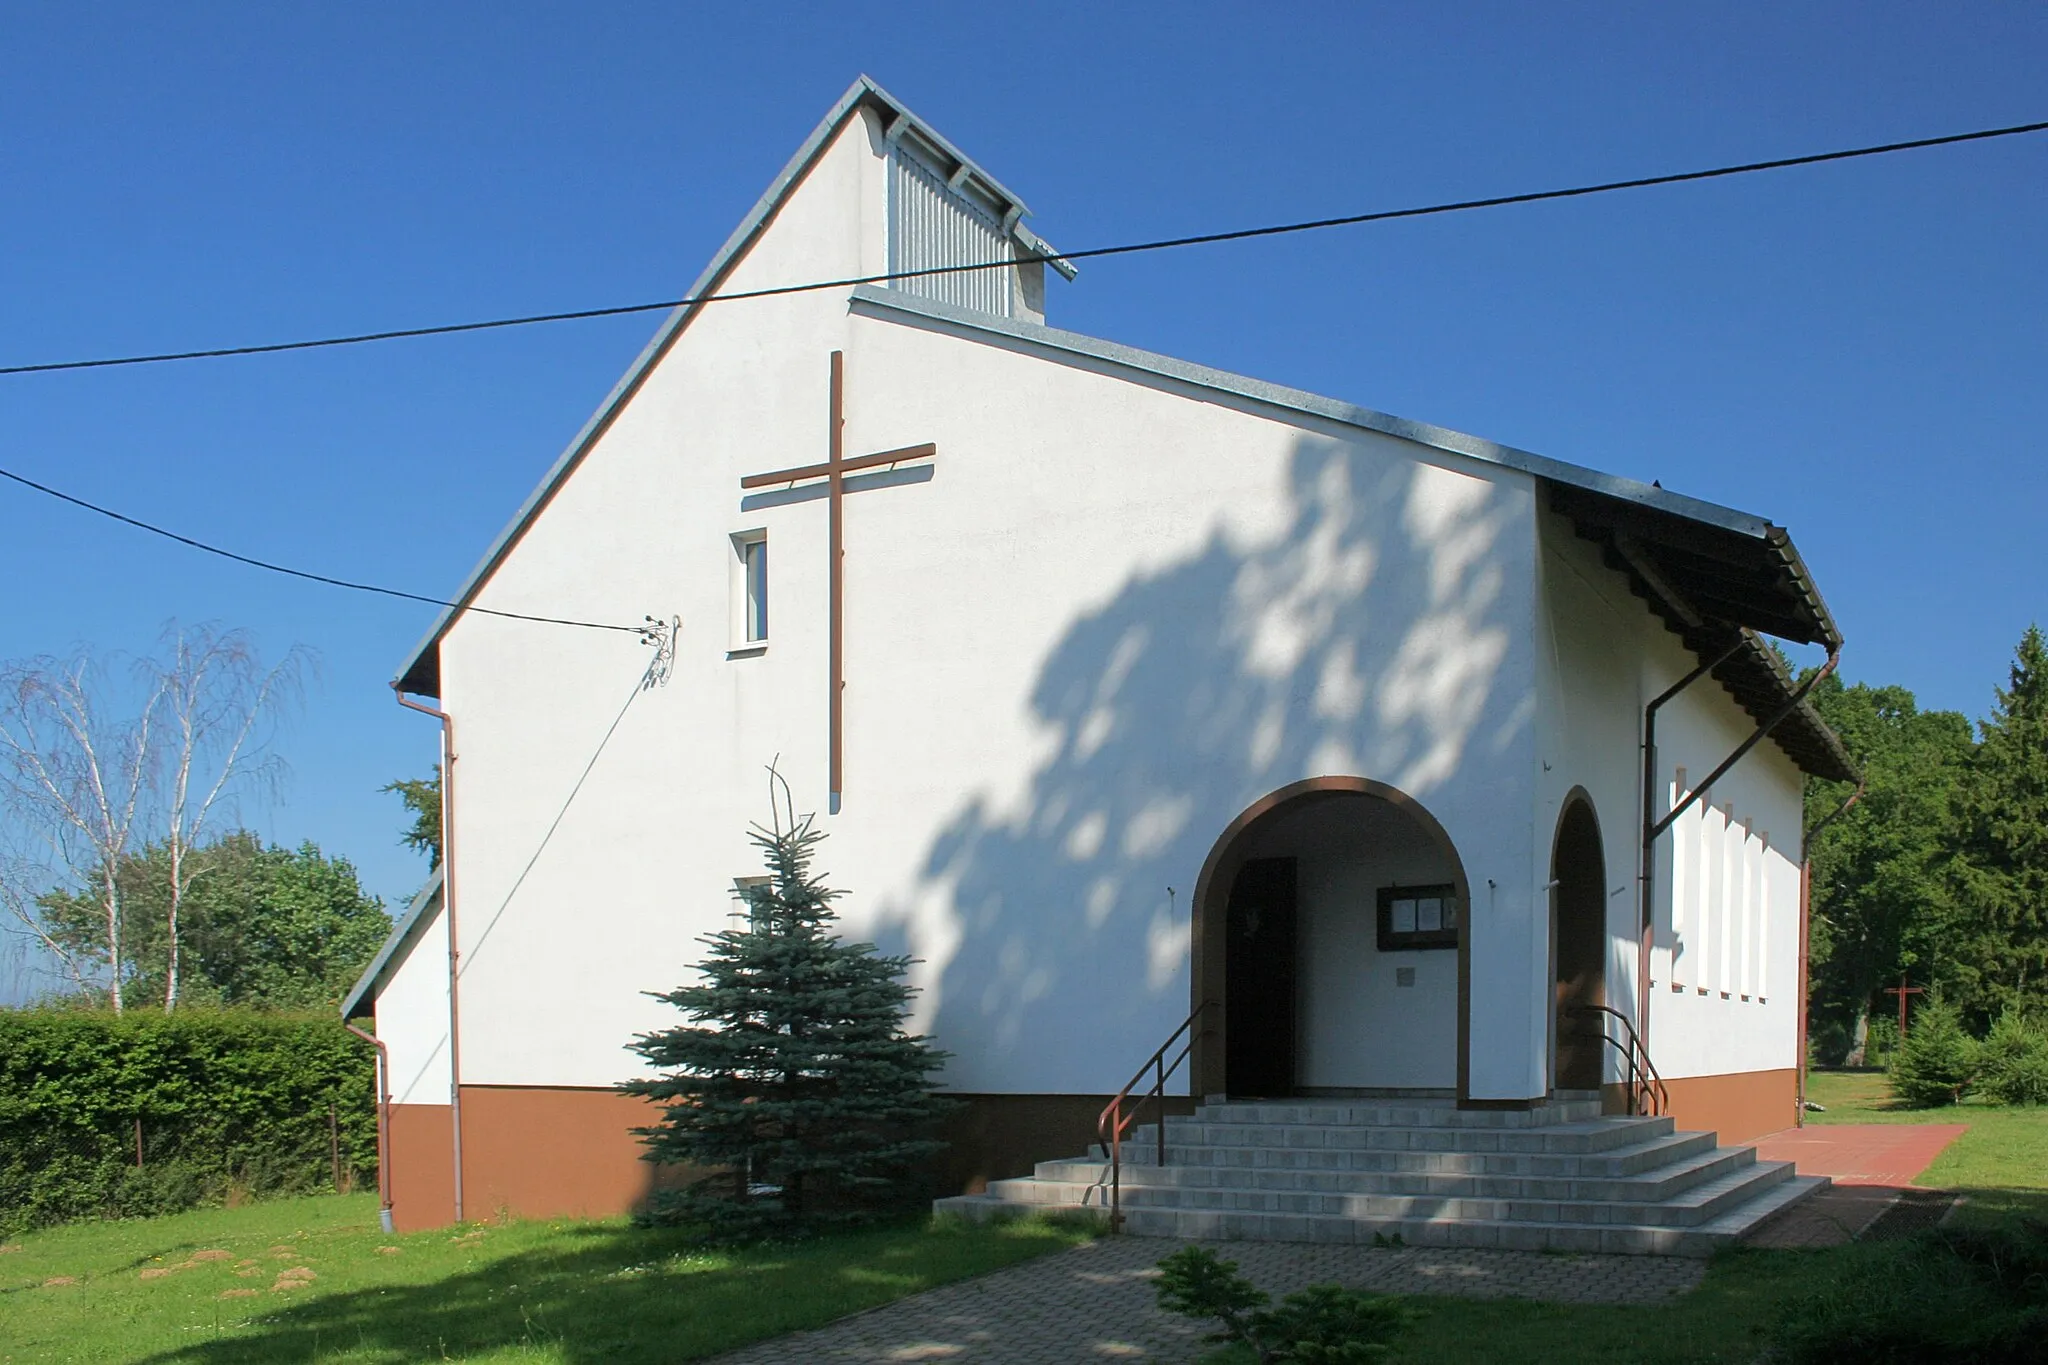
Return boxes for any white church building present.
[345,77,1854,1248]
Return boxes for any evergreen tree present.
[1802,673,1976,1055]
[1888,992,1980,1108]
[621,798,950,1238]
[1952,624,2048,1022]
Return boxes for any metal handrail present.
[1096,999,1218,1233]
[1567,1003,1669,1116]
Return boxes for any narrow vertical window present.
[730,530,768,653]
[1668,766,1689,990]
[743,536,769,642]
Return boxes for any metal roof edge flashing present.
[849,284,1775,536]
[339,866,446,1020]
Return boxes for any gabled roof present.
[395,75,1069,697]
[340,866,443,1020]
[846,285,1856,783]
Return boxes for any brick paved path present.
[709,1236,1706,1364]
[1751,1123,1967,1186]
[1742,1184,1898,1249]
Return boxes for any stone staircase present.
[935,1094,1824,1257]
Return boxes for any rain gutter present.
[1797,776,1865,1128]
[393,685,465,1225]
[343,1022,396,1234]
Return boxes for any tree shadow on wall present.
[884,434,1531,1099]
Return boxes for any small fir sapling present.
[621,778,952,1238]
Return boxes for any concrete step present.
[1035,1140,1754,1204]
[1104,1127,1718,1179]
[1188,1099,1605,1128]
[1134,1114,1674,1156]
[985,1155,1791,1229]
[935,1170,1830,1258]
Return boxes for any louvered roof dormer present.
[876,96,1075,323]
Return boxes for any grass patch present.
[1382,1245,1859,1363]
[1804,1068,2048,1222]
[0,1193,1092,1364]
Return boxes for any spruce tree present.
[621,797,950,1238]
[1953,624,2048,1022]
[1888,992,1980,1108]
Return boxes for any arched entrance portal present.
[1551,794,1608,1093]
[1193,779,1471,1100]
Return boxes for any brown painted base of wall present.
[388,1104,454,1231]
[385,1087,1147,1230]
[1602,1068,1798,1145]
[1663,1069,1798,1144]
[939,1094,1197,1196]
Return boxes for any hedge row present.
[0,1009,377,1234]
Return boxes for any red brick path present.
[1752,1123,1968,1186]
[1741,1122,1968,1249]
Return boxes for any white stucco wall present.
[397,104,1553,1104]
[1642,626,1805,1081]
[375,905,453,1108]
[1533,511,1806,1088]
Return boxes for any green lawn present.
[0,1195,1091,1365]
[7,1084,2044,1365]
[1803,1067,2048,1222]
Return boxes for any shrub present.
[1979,1012,2048,1107]
[1888,994,1980,1108]
[1154,1245,1417,1363]
[1772,1218,2048,1363]
[0,1008,375,1235]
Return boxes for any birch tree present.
[0,626,307,1011]
[147,625,306,1011]
[0,652,162,1012]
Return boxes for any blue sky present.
[1,2,2042,933]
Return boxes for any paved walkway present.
[709,1236,1706,1364]
[1751,1123,1968,1186]
[1742,1121,1968,1249]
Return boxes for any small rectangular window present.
[743,537,768,641]
[730,530,768,653]
[731,876,771,928]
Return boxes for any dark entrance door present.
[1552,801,1607,1092]
[1225,856,1298,1097]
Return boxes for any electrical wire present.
[0,463,647,635]
[3,115,2043,378]
[3,114,2043,634]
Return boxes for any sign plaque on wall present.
[1377,883,1459,951]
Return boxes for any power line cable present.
[0,463,647,635]
[3,115,2043,378]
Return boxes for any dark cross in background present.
[1884,973,1926,1038]
[740,351,936,811]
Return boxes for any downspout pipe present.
[1635,638,1745,1105]
[1637,641,1838,1097]
[343,1020,396,1234]
[1796,776,1864,1128]
[394,685,464,1226]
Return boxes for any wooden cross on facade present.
[739,351,936,811]
[1883,973,1926,1038]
